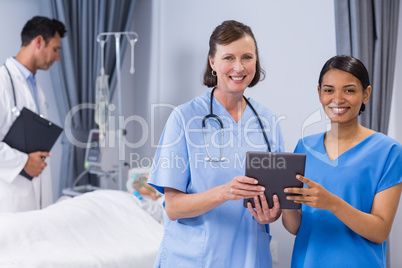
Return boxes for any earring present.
[359,103,366,115]
[211,70,217,76]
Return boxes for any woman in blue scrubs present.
[148,20,284,267]
[282,55,402,267]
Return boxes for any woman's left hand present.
[247,194,281,224]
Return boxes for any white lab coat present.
[0,58,53,213]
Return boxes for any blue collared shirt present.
[9,57,41,114]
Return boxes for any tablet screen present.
[243,152,306,209]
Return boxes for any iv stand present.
[96,31,138,191]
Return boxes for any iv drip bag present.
[95,74,110,138]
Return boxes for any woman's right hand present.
[164,176,265,221]
[221,176,266,201]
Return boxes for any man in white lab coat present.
[0,16,66,212]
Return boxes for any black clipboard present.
[243,151,306,209]
[2,107,63,180]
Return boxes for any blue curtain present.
[334,0,400,134]
[45,0,136,196]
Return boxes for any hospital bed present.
[0,190,163,268]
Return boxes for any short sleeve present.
[147,107,190,194]
[376,143,402,193]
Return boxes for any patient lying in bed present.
[126,169,164,224]
[0,189,164,268]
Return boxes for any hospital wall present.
[388,2,402,266]
[1,0,402,267]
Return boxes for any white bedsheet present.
[0,190,163,268]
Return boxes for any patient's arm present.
[138,182,159,200]
[132,174,161,200]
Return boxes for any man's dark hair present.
[21,16,67,46]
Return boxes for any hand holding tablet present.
[243,152,306,209]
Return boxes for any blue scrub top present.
[148,92,285,268]
[291,132,402,268]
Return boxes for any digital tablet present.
[243,151,306,209]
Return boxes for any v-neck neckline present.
[212,94,251,126]
[321,132,378,163]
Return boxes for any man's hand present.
[24,152,51,178]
